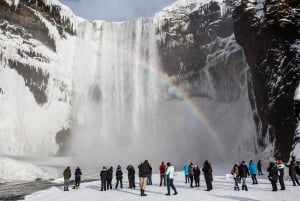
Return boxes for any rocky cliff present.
[232,0,300,160]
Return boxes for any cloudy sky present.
[60,0,176,21]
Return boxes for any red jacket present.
[159,163,167,176]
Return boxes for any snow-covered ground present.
[22,171,300,201]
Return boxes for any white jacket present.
[277,164,284,169]
[166,166,175,179]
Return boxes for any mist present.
[65,18,257,171]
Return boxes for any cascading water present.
[67,16,258,167]
[70,19,167,165]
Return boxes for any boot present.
[245,185,248,191]
[141,189,147,196]
[242,185,245,190]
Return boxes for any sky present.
[60,0,176,21]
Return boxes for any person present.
[239,161,250,191]
[63,166,71,191]
[147,163,152,185]
[277,160,285,190]
[194,165,201,187]
[159,161,167,186]
[115,165,123,189]
[74,166,82,189]
[183,164,189,183]
[267,162,278,191]
[189,162,195,188]
[257,160,264,175]
[231,163,240,191]
[165,162,178,196]
[202,160,213,191]
[249,160,258,184]
[107,166,113,190]
[100,166,108,191]
[138,160,151,196]
[127,164,136,189]
[287,156,300,186]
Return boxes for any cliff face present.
[0,0,74,156]
[155,0,247,102]
[0,0,75,104]
[232,0,300,160]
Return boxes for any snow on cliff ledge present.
[4,0,83,28]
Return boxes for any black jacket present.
[75,168,82,178]
[202,163,213,180]
[107,167,113,180]
[239,165,250,177]
[100,169,108,181]
[127,165,135,177]
[116,169,123,180]
[267,163,278,182]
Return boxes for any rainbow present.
[98,29,227,161]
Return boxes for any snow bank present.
[23,171,300,201]
[0,157,58,181]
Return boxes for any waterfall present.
[70,19,166,165]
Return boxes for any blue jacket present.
[184,165,189,176]
[249,162,258,174]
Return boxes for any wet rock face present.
[157,1,246,102]
[233,0,300,160]
[158,1,233,75]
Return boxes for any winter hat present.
[117,165,121,169]
[167,162,171,166]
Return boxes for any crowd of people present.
[62,157,300,196]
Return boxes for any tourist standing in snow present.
[159,161,167,186]
[277,160,285,190]
[127,164,136,189]
[257,160,264,175]
[100,166,108,191]
[107,166,113,190]
[63,166,71,191]
[183,164,189,183]
[239,161,250,191]
[165,162,178,196]
[267,162,278,191]
[249,160,258,184]
[147,163,152,185]
[231,163,240,191]
[194,165,201,187]
[138,160,151,196]
[189,162,195,188]
[74,166,82,189]
[287,156,300,186]
[202,160,213,191]
[115,165,123,189]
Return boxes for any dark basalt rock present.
[7,59,49,105]
[232,0,300,160]
[157,1,246,102]
[56,128,71,155]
